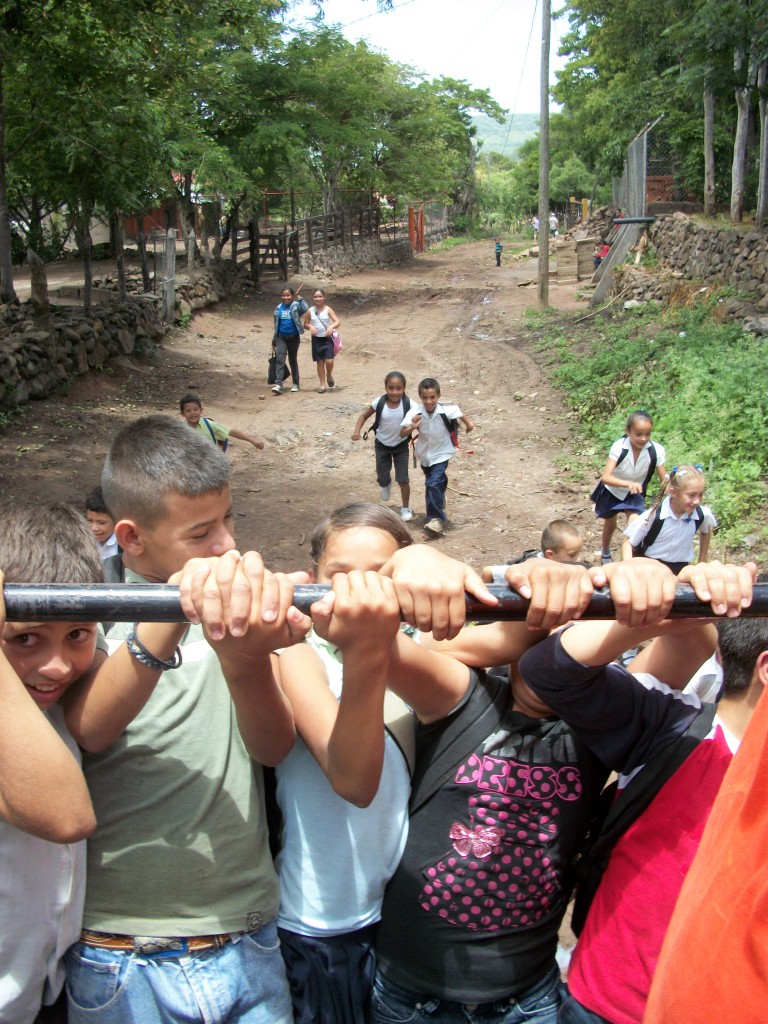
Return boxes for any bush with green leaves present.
[528,298,768,554]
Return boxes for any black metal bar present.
[613,217,655,224]
[4,584,768,623]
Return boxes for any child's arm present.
[280,571,401,805]
[228,428,265,450]
[698,524,713,562]
[0,575,95,841]
[352,405,375,440]
[302,308,315,334]
[0,654,96,842]
[325,305,341,331]
[601,455,642,493]
[64,619,188,752]
[399,406,420,438]
[177,550,311,765]
[460,414,474,433]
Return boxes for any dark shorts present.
[591,482,645,519]
[311,336,334,362]
[375,440,410,486]
[278,924,377,1024]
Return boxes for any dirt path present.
[0,242,597,572]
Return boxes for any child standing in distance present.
[399,377,474,536]
[482,519,584,583]
[0,504,102,1024]
[85,485,119,561]
[591,409,666,564]
[272,284,308,394]
[352,371,413,521]
[179,392,264,450]
[274,503,420,1024]
[494,237,503,267]
[624,464,717,575]
[304,288,341,393]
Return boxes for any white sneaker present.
[424,518,445,535]
[272,383,283,394]
[379,485,391,500]
[399,507,414,522]
[290,384,299,393]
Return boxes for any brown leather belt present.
[80,929,235,956]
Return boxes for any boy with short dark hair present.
[85,485,119,560]
[0,503,102,1024]
[399,377,473,536]
[63,414,303,1024]
[179,392,264,451]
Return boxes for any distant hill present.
[472,112,539,159]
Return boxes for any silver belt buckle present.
[133,936,186,956]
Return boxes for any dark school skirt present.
[311,336,334,361]
[591,481,645,518]
[278,923,378,1024]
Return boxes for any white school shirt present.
[623,496,717,563]
[401,402,462,467]
[371,396,407,448]
[0,704,86,1024]
[604,437,666,500]
[275,633,410,937]
[308,306,332,337]
[98,533,119,561]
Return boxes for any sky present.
[290,0,572,116]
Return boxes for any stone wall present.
[0,296,165,408]
[298,238,414,278]
[607,214,768,333]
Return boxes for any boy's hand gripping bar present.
[3,583,767,623]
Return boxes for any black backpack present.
[632,504,704,557]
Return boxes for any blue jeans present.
[421,461,449,521]
[65,922,293,1024]
[557,993,611,1024]
[370,964,563,1024]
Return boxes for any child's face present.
[281,290,293,304]
[131,486,236,583]
[86,509,115,544]
[419,388,440,413]
[313,291,325,305]
[628,419,652,450]
[672,484,705,518]
[315,527,402,583]
[549,539,583,564]
[181,402,202,428]
[385,378,405,404]
[2,621,99,710]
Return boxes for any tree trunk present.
[0,66,17,303]
[74,201,94,313]
[756,60,768,228]
[731,45,755,224]
[112,212,127,301]
[703,65,717,218]
[26,247,49,321]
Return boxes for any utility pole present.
[537,0,551,308]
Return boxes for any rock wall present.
[0,296,165,408]
[606,214,768,333]
[298,238,414,278]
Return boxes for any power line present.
[498,0,539,158]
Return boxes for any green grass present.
[527,296,768,556]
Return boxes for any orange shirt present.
[644,686,768,1024]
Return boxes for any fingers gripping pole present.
[4,583,768,623]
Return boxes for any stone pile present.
[298,238,413,278]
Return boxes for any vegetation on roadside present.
[527,297,768,558]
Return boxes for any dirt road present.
[0,241,596,571]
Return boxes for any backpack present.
[632,503,704,557]
[363,395,411,441]
[439,410,460,448]
[569,700,718,935]
[614,438,658,491]
[202,417,228,453]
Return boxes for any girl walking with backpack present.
[591,410,667,563]
[624,464,718,575]
[352,371,413,521]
